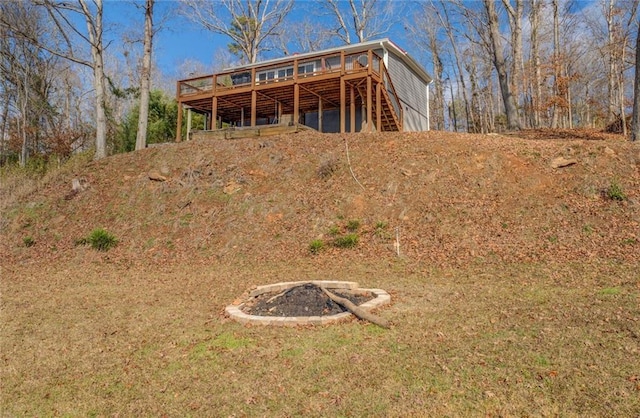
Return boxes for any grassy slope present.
[1,131,639,416]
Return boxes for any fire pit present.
[225,281,390,326]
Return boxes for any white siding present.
[386,51,430,131]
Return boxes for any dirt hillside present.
[3,129,640,417]
[2,129,639,268]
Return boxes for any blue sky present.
[103,0,600,83]
[104,0,419,78]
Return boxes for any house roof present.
[222,38,433,85]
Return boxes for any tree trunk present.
[567,64,573,129]
[447,76,458,131]
[92,52,107,160]
[20,87,27,167]
[503,0,524,125]
[0,90,10,165]
[551,0,560,129]
[632,22,640,141]
[467,51,481,133]
[606,0,616,125]
[483,0,521,131]
[78,0,107,159]
[618,41,627,136]
[135,0,154,151]
[530,0,542,128]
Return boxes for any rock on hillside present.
[2,130,639,268]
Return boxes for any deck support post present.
[176,102,183,142]
[251,90,257,127]
[340,50,346,133]
[186,109,192,140]
[376,82,382,132]
[176,80,182,142]
[350,86,355,133]
[294,83,300,126]
[212,96,218,130]
[318,97,323,132]
[340,78,346,133]
[366,76,373,132]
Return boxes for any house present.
[175,38,432,140]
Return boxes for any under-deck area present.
[176,49,403,140]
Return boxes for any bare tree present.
[482,0,521,130]
[179,0,293,64]
[13,0,110,160]
[528,0,543,128]
[135,0,154,151]
[601,0,639,135]
[409,2,445,129]
[0,1,62,165]
[438,1,474,132]
[550,0,563,128]
[616,0,638,136]
[605,0,617,127]
[324,0,394,44]
[278,16,335,54]
[502,0,524,123]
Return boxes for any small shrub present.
[375,221,388,230]
[328,225,340,236]
[334,233,358,248]
[346,219,361,232]
[308,239,324,254]
[606,181,626,201]
[86,228,118,251]
[374,221,391,240]
[23,236,35,247]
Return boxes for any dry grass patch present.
[2,258,638,416]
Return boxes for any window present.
[298,63,315,74]
[278,67,294,78]
[257,70,276,82]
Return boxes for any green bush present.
[308,239,324,254]
[333,233,358,248]
[328,225,340,236]
[23,236,35,247]
[85,228,118,251]
[346,219,361,232]
[606,181,626,201]
[374,221,391,239]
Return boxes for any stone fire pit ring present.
[225,281,391,326]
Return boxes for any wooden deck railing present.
[177,50,385,98]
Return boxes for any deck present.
[176,49,403,141]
